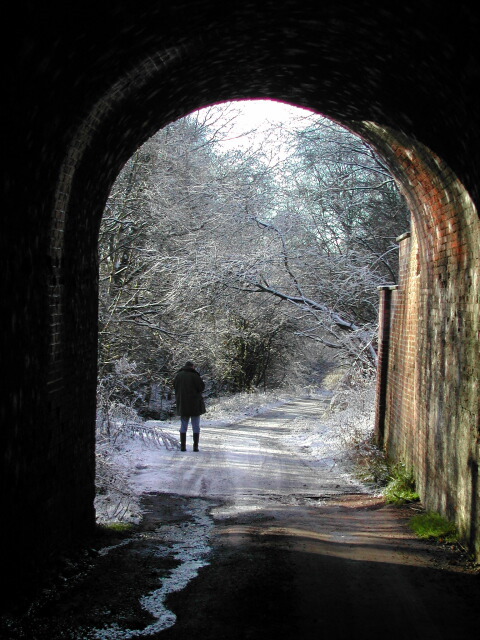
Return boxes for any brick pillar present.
[375,285,397,448]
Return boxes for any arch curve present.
[3,0,480,595]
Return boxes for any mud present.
[161,495,480,640]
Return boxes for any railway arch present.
[2,1,479,594]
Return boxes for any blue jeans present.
[180,415,200,434]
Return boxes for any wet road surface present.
[3,398,479,639]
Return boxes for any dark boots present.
[180,432,199,451]
[180,432,200,451]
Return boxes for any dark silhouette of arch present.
[2,0,479,598]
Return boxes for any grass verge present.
[409,512,458,543]
[348,437,419,506]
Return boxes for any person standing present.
[173,361,206,452]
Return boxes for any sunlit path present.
[5,397,478,640]
[131,399,479,640]
[129,397,361,510]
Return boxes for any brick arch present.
[3,0,480,596]
[352,124,480,557]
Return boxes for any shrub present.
[351,434,390,486]
[383,463,420,504]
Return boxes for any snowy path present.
[108,396,480,640]
[81,395,375,639]
[86,396,369,639]
[127,397,363,513]
[7,396,478,640]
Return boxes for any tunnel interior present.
[3,0,480,596]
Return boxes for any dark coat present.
[173,366,206,416]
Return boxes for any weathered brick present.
[369,131,480,558]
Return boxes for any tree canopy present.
[97,102,410,411]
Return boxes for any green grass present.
[409,512,458,543]
[383,463,420,504]
[101,522,135,532]
[95,521,136,541]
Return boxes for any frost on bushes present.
[95,411,180,524]
[96,358,143,438]
[95,401,143,526]
[95,451,142,525]
[327,372,376,443]
[327,372,389,486]
[95,358,180,525]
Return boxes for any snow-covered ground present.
[89,384,377,639]
[95,387,300,524]
[95,384,377,526]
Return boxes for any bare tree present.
[205,115,410,370]
[97,104,410,407]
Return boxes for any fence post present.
[375,285,397,448]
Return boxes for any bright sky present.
[196,99,316,155]
[224,98,313,131]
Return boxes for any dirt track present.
[2,399,479,639]
[161,494,479,640]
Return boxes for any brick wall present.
[366,126,480,558]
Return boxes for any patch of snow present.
[87,500,214,639]
[90,384,377,638]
